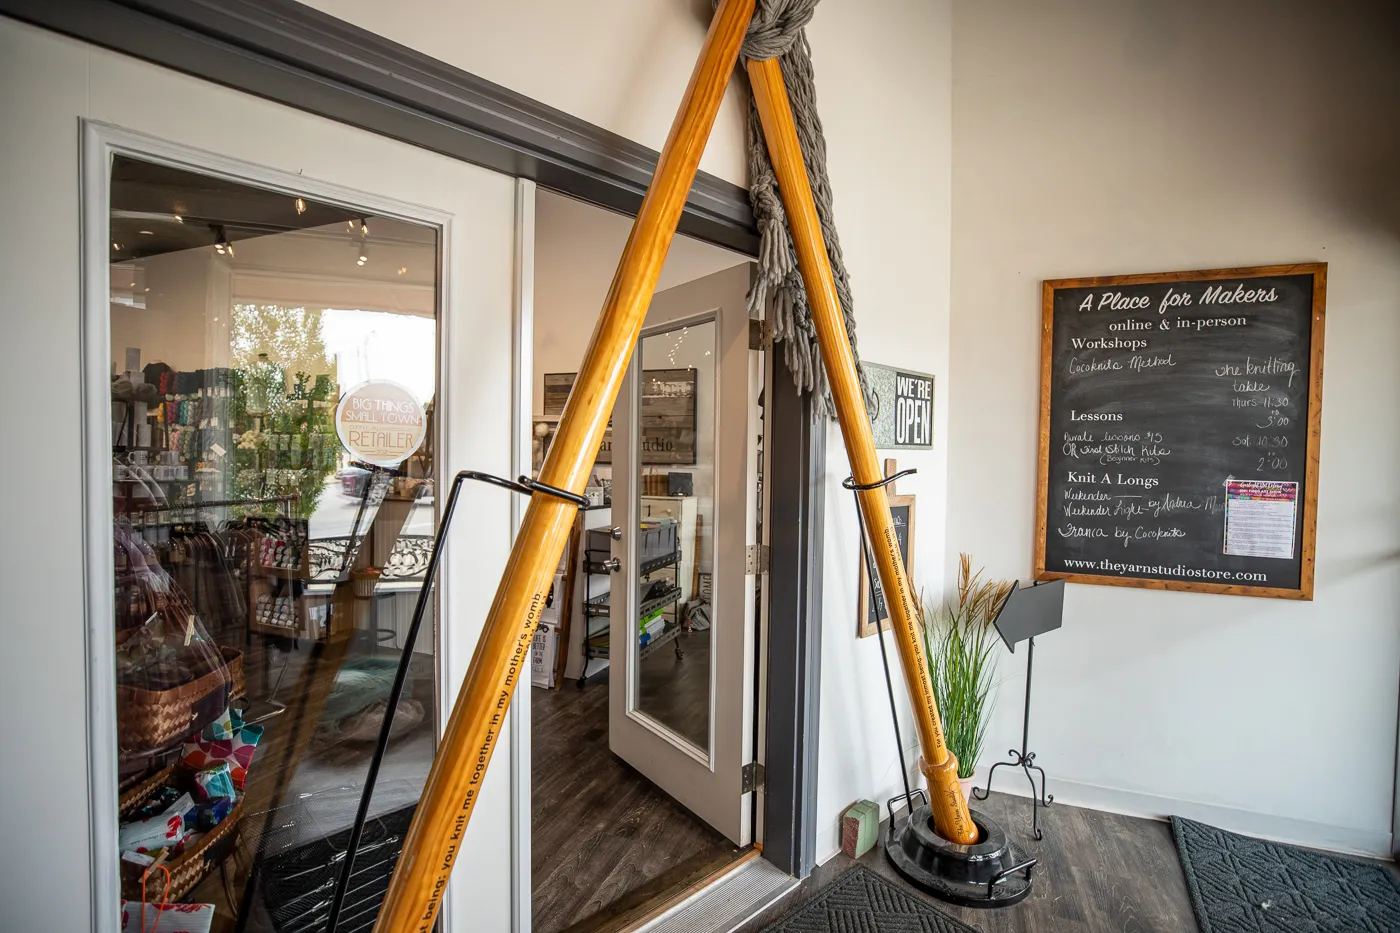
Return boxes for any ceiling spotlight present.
[295,197,307,215]
[356,241,369,266]
[173,214,183,224]
[111,241,122,251]
[396,266,407,275]
[359,218,370,237]
[213,226,233,257]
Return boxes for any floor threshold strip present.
[629,856,799,933]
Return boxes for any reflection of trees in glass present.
[228,304,340,520]
[231,303,332,378]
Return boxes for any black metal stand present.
[324,470,585,933]
[972,635,1053,840]
[844,472,1034,908]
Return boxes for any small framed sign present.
[866,363,935,449]
[857,460,917,638]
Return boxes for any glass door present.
[108,156,449,932]
[84,124,518,933]
[608,266,761,846]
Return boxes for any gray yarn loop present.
[722,0,870,418]
[737,0,818,61]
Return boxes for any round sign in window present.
[335,380,427,467]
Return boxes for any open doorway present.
[528,190,761,932]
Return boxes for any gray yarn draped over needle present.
[725,0,871,418]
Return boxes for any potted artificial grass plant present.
[921,554,1014,803]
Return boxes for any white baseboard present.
[991,776,1394,859]
[815,778,1394,865]
[815,821,842,867]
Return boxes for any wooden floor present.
[735,792,1201,933]
[532,669,739,933]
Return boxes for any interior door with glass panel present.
[609,265,760,845]
[77,65,518,932]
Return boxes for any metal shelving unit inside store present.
[577,522,684,687]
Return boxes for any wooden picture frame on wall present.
[857,460,916,638]
[1034,263,1326,599]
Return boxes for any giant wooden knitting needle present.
[374,1,1025,927]
[371,1,755,930]
[743,56,976,846]
[744,55,1033,906]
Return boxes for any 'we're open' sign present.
[866,363,934,450]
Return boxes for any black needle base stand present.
[884,792,1035,908]
[972,635,1054,840]
[844,470,1034,909]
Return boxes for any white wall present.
[804,0,957,861]
[949,0,1400,855]
[296,0,749,187]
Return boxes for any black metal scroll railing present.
[306,535,435,582]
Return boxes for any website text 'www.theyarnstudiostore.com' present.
[1062,559,1267,583]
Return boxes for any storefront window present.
[110,155,439,931]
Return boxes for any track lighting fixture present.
[213,225,233,258]
[295,197,307,214]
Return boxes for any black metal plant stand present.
[972,635,1053,840]
[844,470,1035,908]
[323,470,586,933]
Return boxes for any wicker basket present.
[118,764,244,902]
[116,647,244,752]
[222,647,246,700]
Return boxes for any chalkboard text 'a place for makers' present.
[1080,282,1281,315]
[1036,265,1326,600]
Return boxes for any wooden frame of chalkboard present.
[1035,263,1326,599]
[858,459,917,637]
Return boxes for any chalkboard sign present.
[543,369,698,465]
[1035,264,1326,599]
[858,462,917,637]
